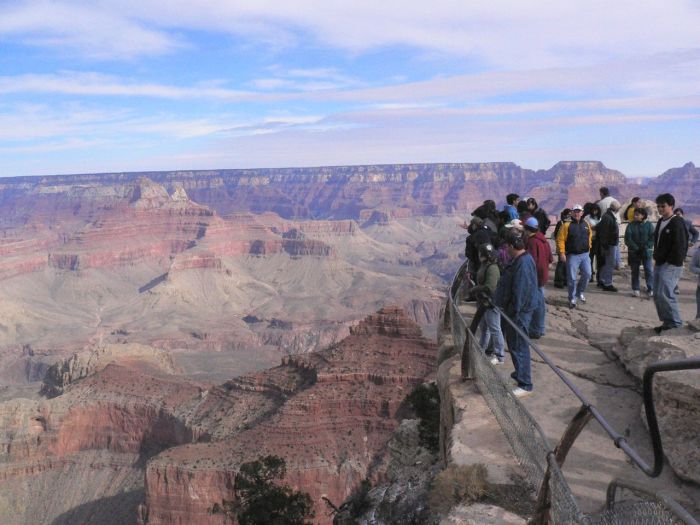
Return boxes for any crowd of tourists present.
[461,190,699,398]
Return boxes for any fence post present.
[533,404,593,524]
[461,304,486,380]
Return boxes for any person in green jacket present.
[469,243,505,364]
[624,207,654,297]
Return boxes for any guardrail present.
[447,258,700,524]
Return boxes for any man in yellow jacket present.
[556,204,593,309]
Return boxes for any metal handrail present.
[448,256,700,524]
[450,258,700,479]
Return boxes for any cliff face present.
[3,161,694,225]
[140,307,436,525]
[0,308,434,525]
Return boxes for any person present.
[690,244,700,319]
[552,208,571,288]
[503,193,520,221]
[494,231,538,396]
[623,197,641,222]
[469,243,506,364]
[556,204,592,309]
[652,193,688,333]
[472,199,501,234]
[624,207,654,297]
[464,217,497,277]
[496,220,523,267]
[517,200,530,221]
[584,203,602,284]
[596,199,621,292]
[523,217,552,339]
[674,208,699,246]
[526,197,551,234]
[597,186,616,216]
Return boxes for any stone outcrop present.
[139,308,436,525]
[40,343,179,397]
[0,308,435,525]
[616,327,700,484]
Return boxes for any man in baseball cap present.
[556,204,593,308]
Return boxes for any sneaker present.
[647,290,654,297]
[490,357,503,365]
[512,387,532,397]
[577,293,586,303]
[568,300,576,309]
[597,282,604,288]
[632,290,640,297]
[602,284,618,292]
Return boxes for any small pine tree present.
[212,455,314,525]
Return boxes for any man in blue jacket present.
[653,193,688,333]
[494,231,538,397]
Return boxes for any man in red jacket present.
[524,217,553,338]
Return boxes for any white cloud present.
[0,1,179,59]
[3,1,700,66]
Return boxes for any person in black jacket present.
[596,200,620,292]
[465,217,497,276]
[526,197,551,234]
[674,208,699,246]
[652,193,688,332]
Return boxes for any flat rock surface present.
[457,265,700,517]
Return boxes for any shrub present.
[212,455,314,525]
[428,464,488,514]
[406,382,440,452]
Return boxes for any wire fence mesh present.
[447,281,697,525]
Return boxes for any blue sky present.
[1,1,699,178]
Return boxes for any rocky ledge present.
[616,324,700,484]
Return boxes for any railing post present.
[533,404,593,524]
[461,304,486,380]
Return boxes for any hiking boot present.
[602,284,618,292]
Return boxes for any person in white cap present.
[556,204,593,308]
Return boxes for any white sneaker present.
[632,290,640,297]
[647,290,654,297]
[512,387,532,397]
[577,293,586,303]
[490,357,502,365]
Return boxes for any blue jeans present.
[653,264,683,328]
[478,308,505,360]
[566,253,592,302]
[600,245,618,286]
[630,256,653,292]
[529,286,545,337]
[504,311,534,391]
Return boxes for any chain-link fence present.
[447,261,698,524]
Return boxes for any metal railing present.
[447,259,700,524]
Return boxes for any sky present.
[1,1,700,178]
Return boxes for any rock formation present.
[0,308,435,525]
[1,161,697,226]
[139,308,436,525]
[616,326,700,484]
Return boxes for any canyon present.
[0,160,697,523]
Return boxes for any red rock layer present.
[140,308,436,525]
